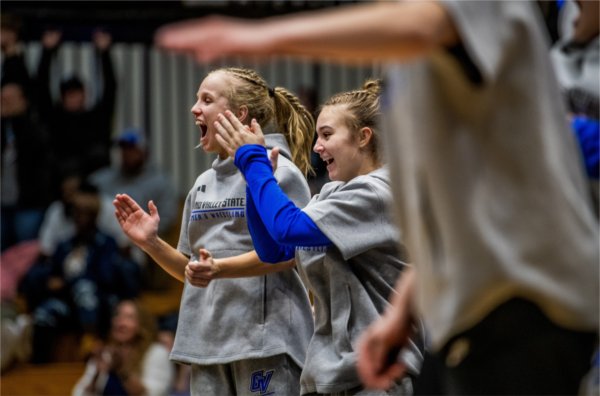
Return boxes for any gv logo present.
[250,369,274,395]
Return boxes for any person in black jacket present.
[0,79,53,251]
[36,29,117,182]
[1,14,31,94]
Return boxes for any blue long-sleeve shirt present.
[235,144,331,263]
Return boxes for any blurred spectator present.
[36,29,117,182]
[0,241,36,372]
[89,128,178,287]
[1,78,53,251]
[38,172,130,258]
[72,299,174,396]
[1,14,31,92]
[0,302,32,373]
[551,0,599,119]
[89,128,178,238]
[550,0,599,216]
[156,312,191,396]
[28,190,139,364]
[19,174,138,313]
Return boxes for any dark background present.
[2,1,358,44]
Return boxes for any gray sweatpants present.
[190,353,302,396]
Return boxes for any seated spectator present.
[89,128,179,272]
[89,128,178,234]
[29,190,139,364]
[38,172,130,258]
[72,299,174,396]
[19,173,136,314]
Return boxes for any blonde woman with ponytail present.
[113,67,315,395]
[216,80,423,395]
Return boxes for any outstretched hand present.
[155,16,262,63]
[215,110,266,158]
[185,248,219,287]
[113,193,160,250]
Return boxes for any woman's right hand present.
[113,193,160,250]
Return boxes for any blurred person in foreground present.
[155,1,599,395]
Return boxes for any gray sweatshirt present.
[297,167,414,394]
[172,134,313,368]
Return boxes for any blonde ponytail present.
[212,67,315,177]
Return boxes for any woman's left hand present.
[215,110,265,158]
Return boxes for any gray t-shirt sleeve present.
[176,189,194,257]
[302,178,394,260]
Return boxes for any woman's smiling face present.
[191,71,233,158]
[313,104,365,182]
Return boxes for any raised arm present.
[215,111,330,248]
[155,1,459,64]
[92,30,116,118]
[35,30,61,120]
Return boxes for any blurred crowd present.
[1,14,188,396]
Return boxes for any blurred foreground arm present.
[155,1,458,64]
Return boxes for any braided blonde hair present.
[321,79,382,164]
[209,67,315,176]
